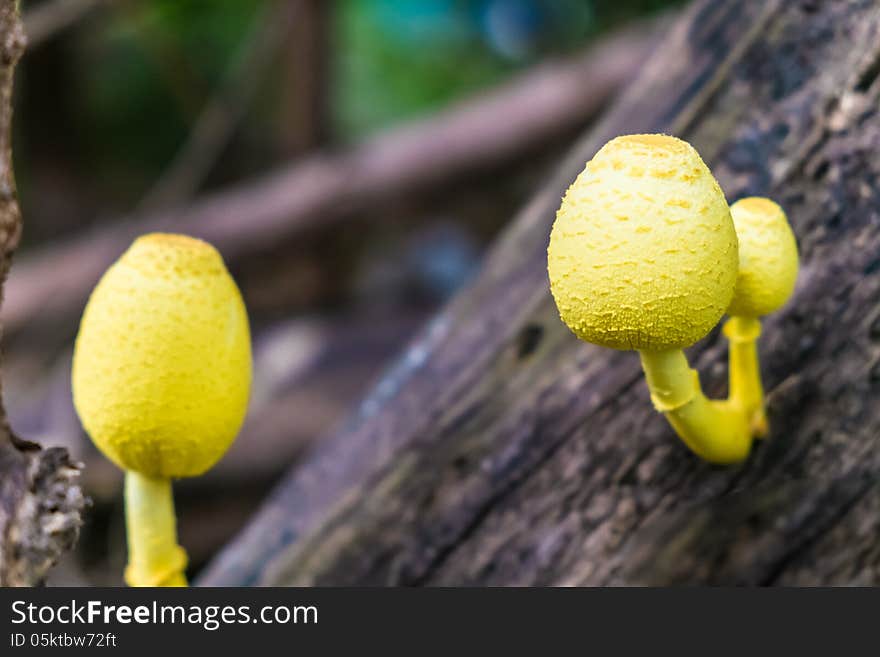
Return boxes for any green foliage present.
[75,0,265,195]
[334,0,512,138]
[334,0,681,137]
[37,0,682,197]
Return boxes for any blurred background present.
[6,0,679,584]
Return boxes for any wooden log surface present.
[201,0,880,586]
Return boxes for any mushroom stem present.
[724,316,767,437]
[124,471,188,587]
[638,349,753,464]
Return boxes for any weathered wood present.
[0,0,83,586]
[202,0,880,586]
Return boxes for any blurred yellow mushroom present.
[72,233,252,586]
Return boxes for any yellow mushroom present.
[548,133,738,351]
[727,197,798,318]
[723,197,799,437]
[72,233,252,586]
[548,134,792,464]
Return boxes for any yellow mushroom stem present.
[638,349,753,464]
[124,471,188,587]
[724,316,768,437]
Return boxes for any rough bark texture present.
[0,0,83,587]
[202,0,880,586]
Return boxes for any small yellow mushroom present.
[548,134,795,464]
[724,197,799,436]
[548,133,738,351]
[727,196,798,318]
[72,233,252,586]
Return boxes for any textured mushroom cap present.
[727,197,798,317]
[72,233,252,478]
[547,134,738,350]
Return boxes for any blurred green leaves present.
[28,0,680,199]
[334,0,677,137]
[76,0,264,191]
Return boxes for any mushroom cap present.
[547,134,738,351]
[726,197,798,317]
[72,233,252,478]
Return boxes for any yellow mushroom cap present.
[72,233,252,478]
[726,197,798,317]
[547,134,738,351]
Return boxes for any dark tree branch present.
[0,0,83,587]
[278,0,331,155]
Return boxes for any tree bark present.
[0,0,83,587]
[202,0,880,586]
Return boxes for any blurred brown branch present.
[278,0,331,155]
[22,0,103,48]
[0,0,83,587]
[138,1,295,212]
[3,18,663,337]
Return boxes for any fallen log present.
[201,0,880,586]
